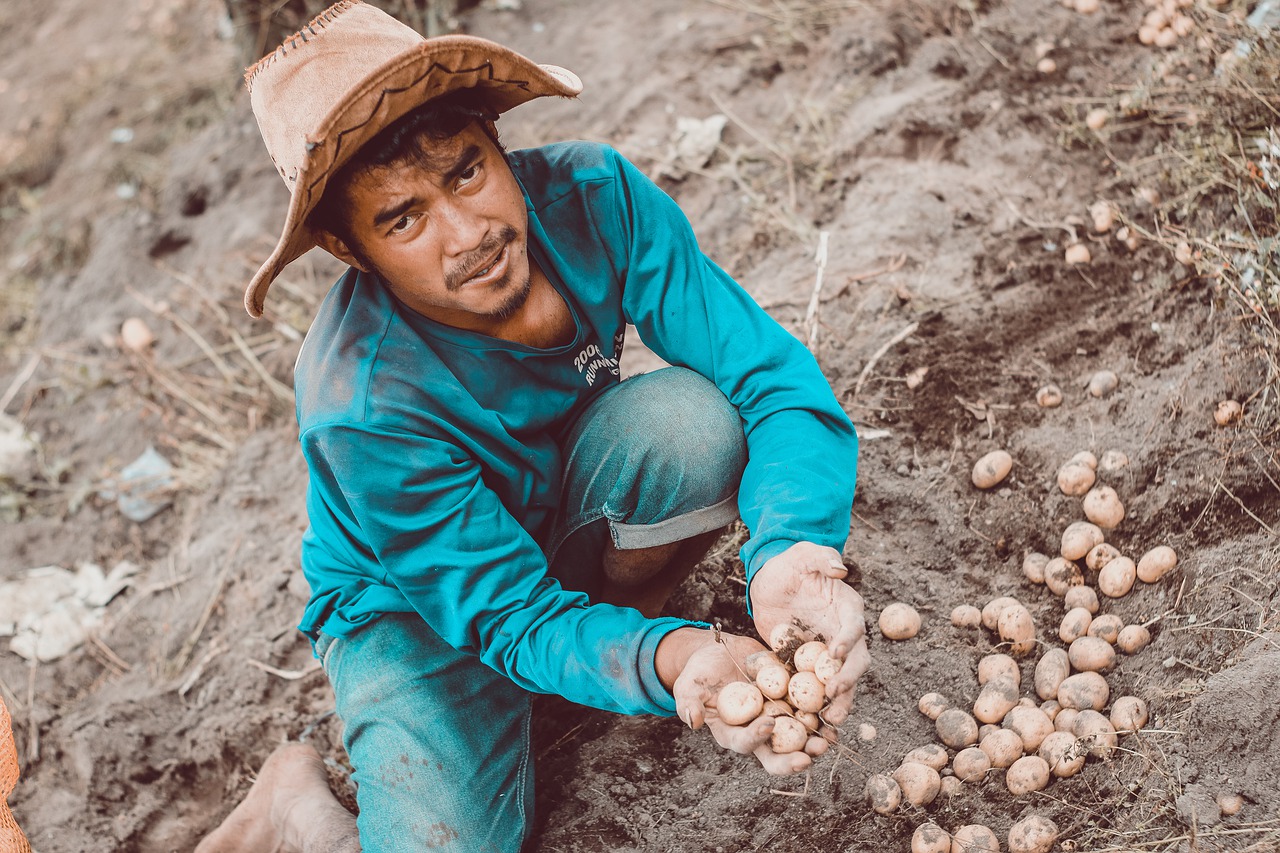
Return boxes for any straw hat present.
[242,0,582,317]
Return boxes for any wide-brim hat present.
[242,0,582,318]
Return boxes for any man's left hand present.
[748,541,870,726]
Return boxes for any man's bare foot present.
[196,742,360,853]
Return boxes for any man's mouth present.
[462,242,509,287]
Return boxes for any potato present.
[1059,607,1093,644]
[743,650,783,680]
[1109,696,1149,733]
[950,825,1000,853]
[936,708,980,749]
[1063,585,1100,615]
[1073,709,1117,758]
[904,743,950,772]
[919,692,951,720]
[978,654,1021,687]
[953,746,993,782]
[761,699,792,718]
[864,773,902,815]
[1098,556,1137,598]
[913,823,952,853]
[857,722,877,741]
[880,602,922,640]
[1061,521,1105,561]
[1064,243,1090,264]
[1218,793,1244,817]
[787,671,825,713]
[794,710,821,732]
[1100,449,1129,473]
[1039,730,1086,777]
[1004,706,1054,752]
[974,677,1019,724]
[893,761,941,807]
[951,604,982,628]
[1035,384,1063,408]
[1054,708,1079,733]
[768,622,805,653]
[980,728,1024,768]
[121,317,156,352]
[1057,461,1096,496]
[813,651,841,685]
[1035,648,1070,700]
[1022,552,1049,584]
[770,715,808,753]
[1116,624,1152,655]
[939,775,963,797]
[1006,756,1051,796]
[998,604,1037,656]
[981,597,1021,632]
[1070,451,1099,470]
[979,723,999,741]
[972,450,1014,489]
[1085,542,1121,572]
[1044,557,1084,597]
[1058,671,1110,711]
[1089,199,1115,231]
[1087,370,1119,398]
[1040,699,1061,721]
[1083,485,1125,529]
[716,681,765,726]
[1214,400,1243,427]
[1007,815,1059,853]
[793,640,827,673]
[1086,614,1124,644]
[756,665,791,700]
[1068,636,1116,673]
[1137,545,1178,583]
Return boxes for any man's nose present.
[439,198,488,260]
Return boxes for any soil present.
[2,0,1278,851]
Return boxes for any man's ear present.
[314,229,369,272]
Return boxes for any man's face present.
[323,123,534,333]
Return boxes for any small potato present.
[979,728,1025,768]
[998,604,1037,656]
[1116,624,1152,655]
[974,678,1020,724]
[1061,521,1105,561]
[1036,385,1063,408]
[793,641,827,673]
[1040,699,1061,721]
[1070,451,1098,470]
[858,722,877,741]
[972,450,1014,489]
[761,699,792,718]
[893,761,942,807]
[787,671,825,713]
[1057,461,1097,496]
[1087,614,1124,644]
[953,746,993,782]
[1006,756,1051,796]
[880,602,922,640]
[716,681,765,726]
[936,708,980,749]
[979,724,999,741]
[1109,696,1149,733]
[905,743,950,772]
[768,622,805,653]
[919,692,951,720]
[1022,552,1049,584]
[756,666,791,700]
[1087,370,1119,398]
[1083,485,1125,530]
[1039,730,1086,777]
[951,604,982,628]
[865,773,902,815]
[770,715,808,754]
[1059,607,1093,644]
[121,317,156,352]
[1089,199,1115,231]
[981,597,1022,632]
[794,710,821,732]
[1085,542,1121,572]
[743,650,783,680]
[1214,400,1243,427]
[1098,556,1137,598]
[1054,708,1080,734]
[1068,636,1116,673]
[1100,449,1129,473]
[978,654,1021,687]
[950,825,1000,853]
[1008,815,1059,853]
[1003,706,1054,752]
[1218,793,1244,817]
[1064,243,1090,264]
[1035,648,1070,701]
[1063,585,1100,615]
[1045,558,1084,597]
[1058,671,1110,711]
[913,823,952,853]
[1073,709,1118,759]
[813,651,841,685]
[939,776,963,797]
[1137,545,1178,583]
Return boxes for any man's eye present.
[390,213,418,234]
[458,164,480,184]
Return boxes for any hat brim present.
[245,35,581,318]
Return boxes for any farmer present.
[199,2,866,851]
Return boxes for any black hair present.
[308,89,505,245]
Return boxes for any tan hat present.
[242,0,582,318]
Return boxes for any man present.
[199,2,866,851]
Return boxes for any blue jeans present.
[315,367,747,852]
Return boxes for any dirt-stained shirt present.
[294,142,858,717]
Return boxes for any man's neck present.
[483,258,575,349]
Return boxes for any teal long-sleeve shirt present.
[295,141,858,718]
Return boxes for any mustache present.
[445,225,518,292]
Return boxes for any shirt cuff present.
[638,616,711,716]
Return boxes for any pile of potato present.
[911,816,1059,853]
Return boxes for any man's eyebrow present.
[370,144,484,229]
[440,143,482,186]
[373,196,420,229]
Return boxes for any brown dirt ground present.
[2,0,1278,851]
